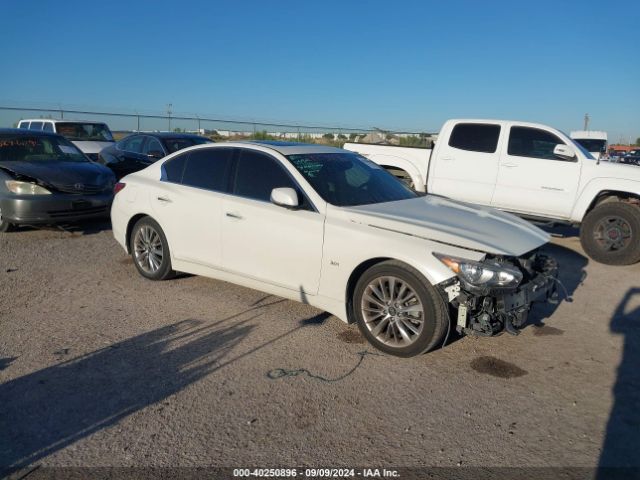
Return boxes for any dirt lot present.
[1,222,639,476]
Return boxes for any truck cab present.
[17,119,115,162]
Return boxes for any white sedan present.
[111,141,558,357]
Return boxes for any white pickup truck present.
[345,119,640,265]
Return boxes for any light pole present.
[167,103,173,132]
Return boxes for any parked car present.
[111,141,558,357]
[620,150,640,166]
[17,119,115,162]
[345,119,640,266]
[98,132,213,179]
[0,129,115,232]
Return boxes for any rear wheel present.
[129,217,175,280]
[580,202,640,265]
[0,206,15,233]
[353,260,449,357]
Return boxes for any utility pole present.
[584,113,590,131]
[167,103,173,132]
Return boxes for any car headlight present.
[5,180,52,195]
[433,253,523,288]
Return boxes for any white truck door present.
[429,122,502,206]
[491,125,581,219]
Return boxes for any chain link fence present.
[0,105,436,148]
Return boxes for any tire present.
[129,217,175,280]
[385,167,416,190]
[352,260,449,357]
[580,202,640,265]
[0,206,15,233]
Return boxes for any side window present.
[142,137,164,155]
[508,127,566,160]
[43,123,54,132]
[18,122,29,129]
[162,152,189,183]
[29,121,44,131]
[181,148,234,192]
[233,150,298,203]
[120,135,145,153]
[448,123,501,153]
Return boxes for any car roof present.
[235,140,346,155]
[18,119,108,124]
[0,128,62,137]
[123,132,210,140]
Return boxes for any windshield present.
[164,137,212,153]
[566,138,595,160]
[574,138,606,153]
[287,152,418,207]
[55,122,114,142]
[0,135,89,163]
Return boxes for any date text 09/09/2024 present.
[233,468,400,478]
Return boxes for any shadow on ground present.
[0,300,332,475]
[527,242,588,326]
[597,287,640,478]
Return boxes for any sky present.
[0,0,638,142]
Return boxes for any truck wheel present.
[385,167,416,190]
[0,206,15,233]
[353,260,449,357]
[580,202,640,265]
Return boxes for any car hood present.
[71,141,114,154]
[594,160,640,175]
[342,195,550,256]
[0,160,114,189]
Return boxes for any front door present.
[491,125,581,219]
[221,148,324,295]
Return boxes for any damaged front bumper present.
[440,252,559,337]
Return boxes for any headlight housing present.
[434,253,523,289]
[5,180,51,195]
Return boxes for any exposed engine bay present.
[439,250,559,337]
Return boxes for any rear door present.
[221,148,324,294]
[151,147,235,266]
[491,125,581,219]
[429,122,502,205]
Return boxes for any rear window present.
[29,121,44,131]
[54,122,114,141]
[448,123,501,153]
[163,137,212,153]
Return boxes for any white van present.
[17,119,115,161]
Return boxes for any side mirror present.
[147,150,164,160]
[271,187,299,209]
[553,144,576,161]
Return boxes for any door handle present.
[501,162,517,168]
[225,212,243,219]
[157,196,172,203]
[441,156,455,161]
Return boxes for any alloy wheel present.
[593,215,632,251]
[360,275,425,347]
[133,225,164,274]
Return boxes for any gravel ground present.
[1,221,639,476]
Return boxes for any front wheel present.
[353,260,449,357]
[580,202,640,265]
[130,217,175,280]
[0,206,15,233]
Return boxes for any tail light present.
[114,182,126,195]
